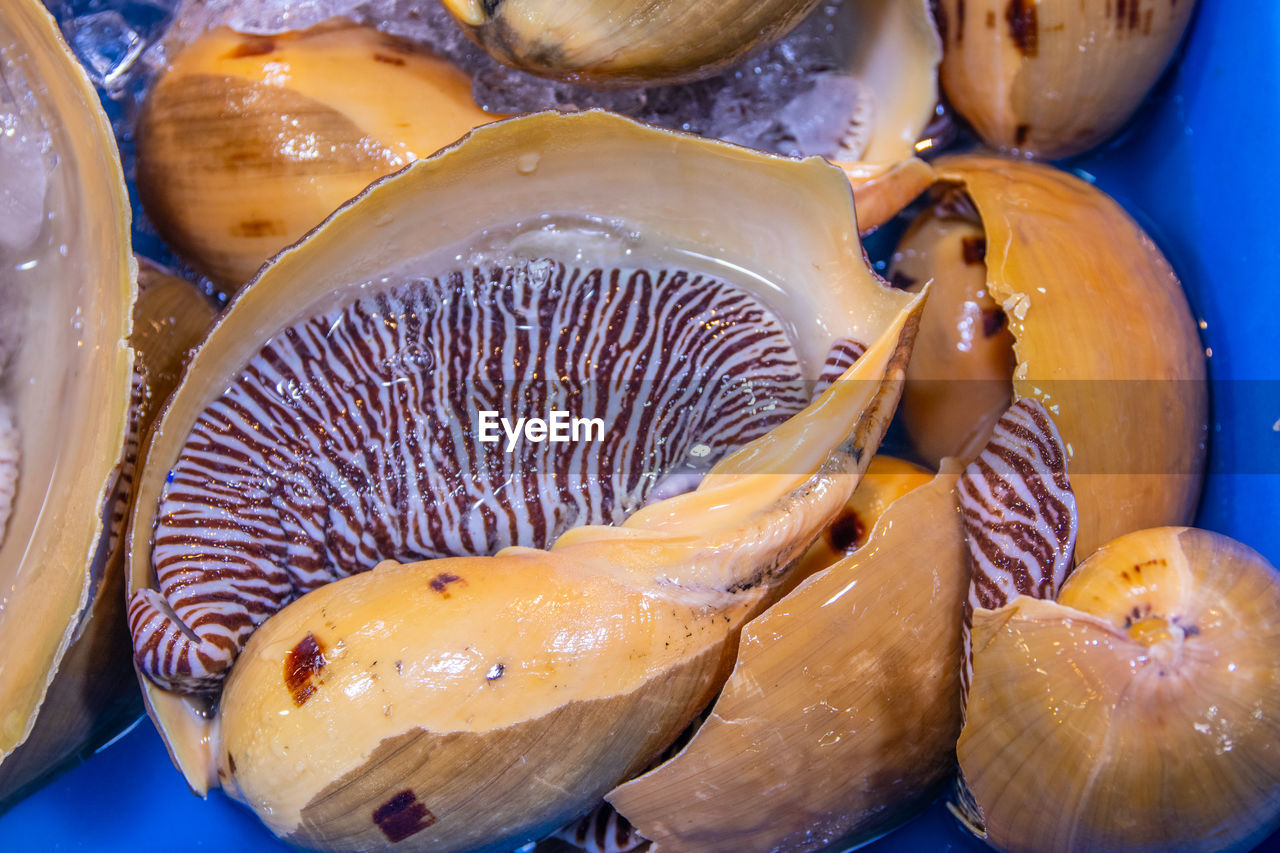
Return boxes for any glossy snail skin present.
[136,21,497,290]
[936,0,1199,158]
[439,0,823,87]
[960,526,1280,853]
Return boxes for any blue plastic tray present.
[2,0,1278,849]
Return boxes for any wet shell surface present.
[826,0,941,164]
[956,405,1280,851]
[608,456,968,852]
[936,0,1198,157]
[125,111,922,851]
[439,0,825,87]
[136,21,498,290]
[888,199,1015,467]
[0,0,136,804]
[916,154,1207,558]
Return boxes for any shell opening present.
[128,223,872,695]
[890,185,1016,469]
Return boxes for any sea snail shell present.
[0,0,136,802]
[895,154,1208,558]
[956,403,1280,852]
[439,0,824,87]
[136,21,498,290]
[888,198,1014,467]
[608,454,970,852]
[936,0,1199,158]
[125,112,922,851]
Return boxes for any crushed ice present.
[70,0,870,161]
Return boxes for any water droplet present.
[516,152,541,175]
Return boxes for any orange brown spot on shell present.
[828,511,867,554]
[284,632,326,706]
[233,219,284,238]
[429,572,464,595]
[373,790,436,843]
[961,235,987,265]
[1006,0,1039,56]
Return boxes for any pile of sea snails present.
[2,0,1277,851]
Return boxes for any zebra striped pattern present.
[0,398,17,547]
[553,802,648,853]
[957,398,1078,702]
[107,368,147,557]
[129,260,822,694]
[813,339,867,396]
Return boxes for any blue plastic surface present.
[2,0,1279,850]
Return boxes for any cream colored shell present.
[609,461,968,851]
[136,22,499,290]
[127,111,920,841]
[960,527,1280,852]
[889,205,1015,467]
[0,0,136,801]
[937,0,1198,158]
[934,155,1206,558]
[440,0,824,86]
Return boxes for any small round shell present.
[960,527,1280,852]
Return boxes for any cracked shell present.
[125,111,923,851]
[921,154,1207,558]
[608,459,968,852]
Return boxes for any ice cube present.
[775,73,867,159]
[63,10,147,88]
